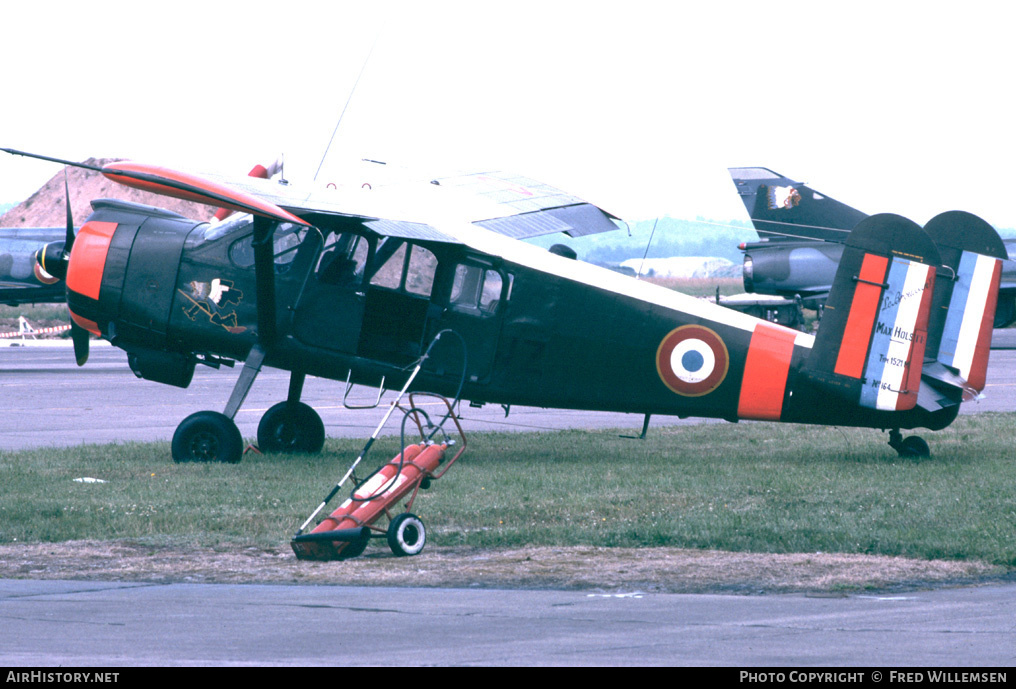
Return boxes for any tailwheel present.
[888,430,931,458]
[257,401,325,454]
[172,411,243,463]
[387,513,426,557]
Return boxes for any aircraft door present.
[356,242,437,366]
[426,261,509,383]
[293,232,370,353]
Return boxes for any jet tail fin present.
[728,167,868,242]
[801,214,939,412]
[923,211,1006,396]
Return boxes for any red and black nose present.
[64,220,118,340]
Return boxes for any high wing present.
[195,168,621,243]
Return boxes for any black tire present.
[897,435,931,458]
[172,411,243,464]
[257,401,325,454]
[387,513,426,557]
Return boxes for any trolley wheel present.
[257,402,325,454]
[172,411,243,464]
[387,513,426,557]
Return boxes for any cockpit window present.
[229,233,255,267]
[224,216,312,270]
[272,223,306,267]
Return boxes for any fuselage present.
[65,198,957,433]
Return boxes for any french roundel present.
[656,325,729,397]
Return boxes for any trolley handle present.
[404,392,467,479]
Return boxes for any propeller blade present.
[64,170,75,249]
[32,171,75,281]
[71,321,89,367]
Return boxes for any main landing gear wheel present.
[172,411,243,464]
[888,430,931,458]
[387,513,426,557]
[257,402,325,454]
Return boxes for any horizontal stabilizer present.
[923,211,1006,394]
[803,214,939,411]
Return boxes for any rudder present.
[802,214,939,412]
[923,211,1006,395]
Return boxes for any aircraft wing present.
[200,170,620,243]
[430,170,620,237]
[0,283,66,305]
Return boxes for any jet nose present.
[34,242,67,283]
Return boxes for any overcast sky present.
[3,1,1014,228]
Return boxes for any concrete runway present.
[1,341,1014,451]
[0,344,715,451]
[2,579,1014,666]
[2,339,1015,666]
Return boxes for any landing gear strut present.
[170,346,325,463]
[888,429,930,458]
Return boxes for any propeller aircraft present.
[1,148,1006,460]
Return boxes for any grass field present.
[2,413,1014,568]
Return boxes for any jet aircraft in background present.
[728,167,1016,328]
[0,226,70,305]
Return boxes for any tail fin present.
[923,211,1006,395]
[728,167,868,242]
[801,214,939,412]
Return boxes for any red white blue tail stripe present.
[936,251,1001,392]
[859,257,934,411]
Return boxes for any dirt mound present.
[1,158,213,228]
[0,541,1005,594]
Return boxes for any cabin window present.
[450,264,509,316]
[370,243,406,289]
[368,242,437,297]
[406,245,437,296]
[316,232,369,286]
